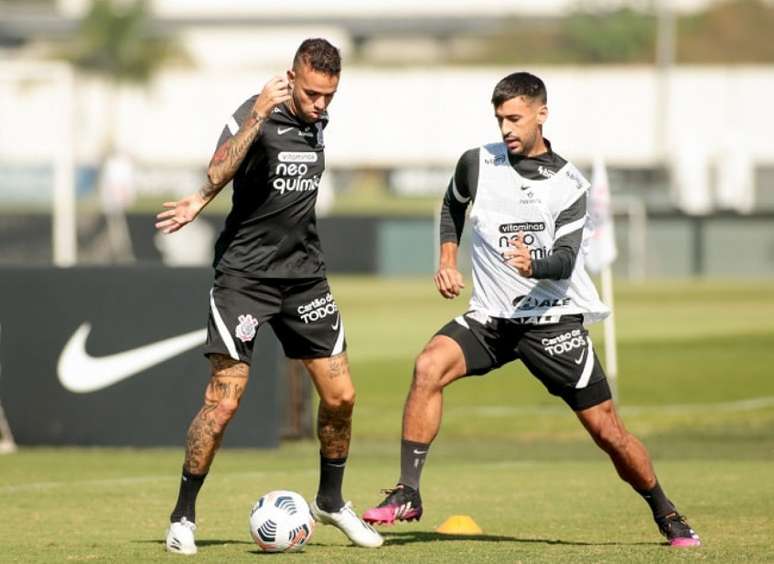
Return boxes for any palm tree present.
[67,0,183,84]
[59,0,186,262]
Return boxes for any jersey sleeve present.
[439,148,479,245]
[214,96,259,149]
[531,192,587,280]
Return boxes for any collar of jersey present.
[274,102,328,128]
[507,138,566,181]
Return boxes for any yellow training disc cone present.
[435,515,483,535]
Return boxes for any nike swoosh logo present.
[277,127,294,135]
[573,350,586,365]
[57,323,206,393]
[520,185,531,191]
[412,449,428,455]
[331,314,340,331]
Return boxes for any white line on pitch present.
[0,469,315,495]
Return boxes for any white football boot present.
[165,517,197,555]
[310,500,384,548]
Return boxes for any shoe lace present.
[178,517,197,532]
[377,485,413,507]
[660,512,692,536]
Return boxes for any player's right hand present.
[434,266,465,299]
[253,76,292,119]
[154,193,206,234]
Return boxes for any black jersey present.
[212,98,328,279]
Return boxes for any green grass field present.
[2,278,774,562]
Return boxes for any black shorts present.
[437,311,611,411]
[204,272,346,364]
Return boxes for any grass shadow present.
[382,531,657,547]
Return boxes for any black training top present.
[212,98,328,279]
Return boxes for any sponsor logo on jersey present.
[511,295,572,311]
[235,314,259,342]
[272,162,321,195]
[297,292,338,324]
[484,153,507,166]
[498,231,550,260]
[538,166,556,178]
[499,222,546,233]
[541,329,585,357]
[519,194,542,204]
[278,124,315,139]
[278,151,318,163]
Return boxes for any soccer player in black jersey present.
[156,39,382,553]
[362,72,700,548]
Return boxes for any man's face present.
[495,95,548,156]
[287,63,339,123]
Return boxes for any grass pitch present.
[1,278,773,563]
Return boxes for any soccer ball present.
[249,490,314,552]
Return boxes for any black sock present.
[398,439,430,491]
[637,481,675,520]
[170,467,207,523]
[316,452,346,512]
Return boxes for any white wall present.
[3,64,774,170]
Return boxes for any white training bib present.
[467,143,610,323]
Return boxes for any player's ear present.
[537,105,548,126]
[286,69,295,85]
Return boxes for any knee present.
[322,388,355,413]
[212,398,240,427]
[412,352,444,393]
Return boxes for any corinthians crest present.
[235,314,259,342]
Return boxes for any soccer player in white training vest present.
[362,72,700,548]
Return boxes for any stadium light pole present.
[655,0,675,162]
[52,65,77,267]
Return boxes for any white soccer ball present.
[249,490,315,553]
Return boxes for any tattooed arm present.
[155,76,291,234]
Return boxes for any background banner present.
[0,266,283,447]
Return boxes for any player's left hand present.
[504,232,533,277]
[154,193,207,234]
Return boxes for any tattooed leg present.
[183,354,249,475]
[303,353,356,512]
[304,353,355,459]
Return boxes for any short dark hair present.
[491,72,547,107]
[293,38,342,76]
